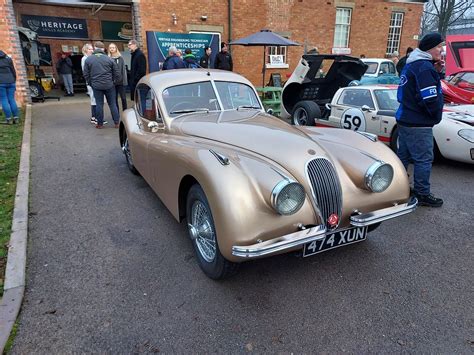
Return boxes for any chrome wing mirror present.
[148,121,164,133]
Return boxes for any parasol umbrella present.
[230,29,300,87]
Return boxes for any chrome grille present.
[306,158,343,228]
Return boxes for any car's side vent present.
[306,158,343,229]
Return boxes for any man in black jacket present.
[396,47,413,75]
[83,41,120,129]
[199,46,212,69]
[128,39,147,101]
[214,42,233,71]
[56,52,74,96]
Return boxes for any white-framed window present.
[386,12,404,55]
[334,7,352,48]
[266,46,289,68]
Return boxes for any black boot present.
[415,193,443,207]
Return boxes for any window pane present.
[215,81,261,110]
[163,81,219,116]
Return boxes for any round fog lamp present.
[271,181,305,215]
[365,162,394,193]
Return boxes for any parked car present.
[350,59,400,86]
[442,71,474,104]
[317,85,474,164]
[119,69,417,279]
[280,54,368,125]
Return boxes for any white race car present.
[313,85,474,164]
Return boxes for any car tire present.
[390,126,399,152]
[186,184,239,279]
[292,100,321,126]
[121,132,139,175]
[29,81,44,99]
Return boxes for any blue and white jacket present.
[395,48,443,127]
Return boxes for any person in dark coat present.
[108,43,128,111]
[183,49,199,68]
[199,46,212,69]
[162,46,186,70]
[83,41,120,129]
[127,39,147,101]
[0,50,19,124]
[214,42,233,71]
[396,33,445,207]
[56,52,74,96]
[396,47,413,75]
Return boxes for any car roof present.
[362,58,392,63]
[343,84,398,90]
[140,69,255,93]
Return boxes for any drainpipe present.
[228,0,232,54]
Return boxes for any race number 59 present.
[340,108,366,131]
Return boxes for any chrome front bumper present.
[232,197,417,259]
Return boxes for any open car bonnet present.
[445,35,474,77]
[282,54,368,114]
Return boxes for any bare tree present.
[421,0,471,36]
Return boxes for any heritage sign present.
[21,15,88,39]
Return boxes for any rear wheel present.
[292,101,321,126]
[186,184,239,279]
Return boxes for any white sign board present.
[270,55,284,65]
[332,47,351,55]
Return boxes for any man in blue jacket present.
[396,33,445,207]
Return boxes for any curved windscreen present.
[364,62,378,75]
[162,81,261,116]
[215,81,261,110]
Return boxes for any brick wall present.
[136,0,423,86]
[1,0,29,105]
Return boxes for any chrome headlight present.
[458,129,474,143]
[271,181,305,215]
[365,162,394,193]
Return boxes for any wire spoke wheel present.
[190,200,216,262]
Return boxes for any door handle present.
[371,116,380,120]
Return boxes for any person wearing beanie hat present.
[395,32,445,207]
[214,42,233,71]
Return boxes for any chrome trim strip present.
[232,225,327,258]
[350,197,418,227]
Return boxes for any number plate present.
[303,226,368,257]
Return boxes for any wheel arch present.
[178,175,199,221]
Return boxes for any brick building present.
[1,0,424,105]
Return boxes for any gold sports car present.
[119,69,417,279]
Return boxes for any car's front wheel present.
[390,126,399,152]
[292,100,321,126]
[121,132,139,175]
[186,184,239,279]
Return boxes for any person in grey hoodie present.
[0,50,19,124]
[83,41,120,129]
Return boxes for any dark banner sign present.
[21,15,88,39]
[102,21,133,41]
[146,31,220,72]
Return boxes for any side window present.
[388,62,396,74]
[135,84,162,122]
[337,89,374,108]
[379,63,390,75]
